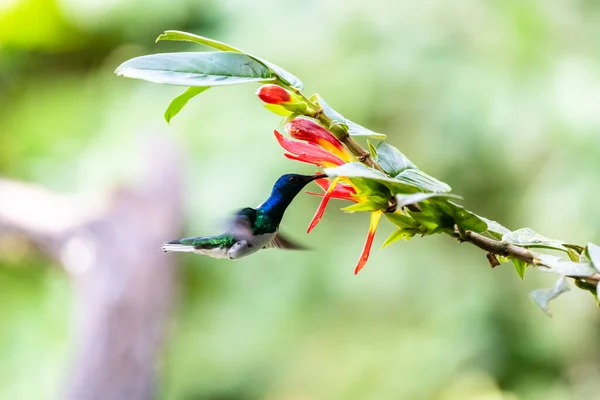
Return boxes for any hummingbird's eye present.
[289,176,297,183]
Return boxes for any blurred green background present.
[1,0,600,399]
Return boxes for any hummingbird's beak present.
[309,173,327,181]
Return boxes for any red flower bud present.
[256,84,292,104]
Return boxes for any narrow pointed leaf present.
[164,86,209,123]
[530,277,570,317]
[382,229,415,248]
[115,52,275,87]
[157,30,304,89]
[157,30,242,51]
[503,228,569,253]
[385,212,418,229]
[395,192,461,209]
[511,258,528,279]
[342,201,383,213]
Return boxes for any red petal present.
[307,178,340,233]
[314,178,357,201]
[286,118,350,160]
[275,130,346,167]
[354,211,383,275]
[256,84,291,104]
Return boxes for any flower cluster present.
[273,117,383,274]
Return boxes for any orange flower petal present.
[286,119,347,154]
[313,178,357,201]
[275,130,346,167]
[354,211,383,275]
[307,177,340,233]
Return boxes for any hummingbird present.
[162,173,324,259]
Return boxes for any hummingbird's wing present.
[229,208,258,240]
[263,232,307,250]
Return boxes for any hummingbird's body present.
[162,174,322,259]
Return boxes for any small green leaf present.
[341,201,383,213]
[116,52,275,87]
[157,30,304,89]
[164,86,209,123]
[385,212,418,229]
[478,217,511,239]
[325,162,418,194]
[375,142,416,176]
[433,200,488,233]
[530,276,570,317]
[367,141,378,158]
[157,30,241,51]
[316,95,386,139]
[395,192,461,209]
[511,258,528,279]
[586,242,600,272]
[382,229,415,248]
[502,228,569,253]
[263,103,294,116]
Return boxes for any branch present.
[460,230,600,286]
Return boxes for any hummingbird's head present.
[260,173,326,223]
[271,173,325,198]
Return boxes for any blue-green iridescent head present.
[259,173,325,223]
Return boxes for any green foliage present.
[115,52,275,86]
[157,30,305,90]
[315,95,387,139]
[164,86,209,123]
[502,228,569,253]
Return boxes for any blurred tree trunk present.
[0,135,183,400]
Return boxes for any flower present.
[274,117,383,274]
[307,177,382,275]
[256,84,292,104]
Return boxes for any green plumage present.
[236,208,277,236]
[178,234,236,249]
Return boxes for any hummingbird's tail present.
[161,239,195,253]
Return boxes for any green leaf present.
[586,242,600,273]
[157,30,241,51]
[535,254,597,276]
[395,192,461,209]
[394,169,452,193]
[502,228,569,253]
[367,141,378,158]
[157,30,304,89]
[325,162,419,195]
[385,212,418,229]
[375,142,416,176]
[511,258,528,279]
[382,229,415,248]
[115,52,275,87]
[433,200,488,233]
[263,103,294,116]
[341,201,383,213]
[316,95,386,139]
[164,86,209,123]
[478,217,511,239]
[530,276,569,317]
